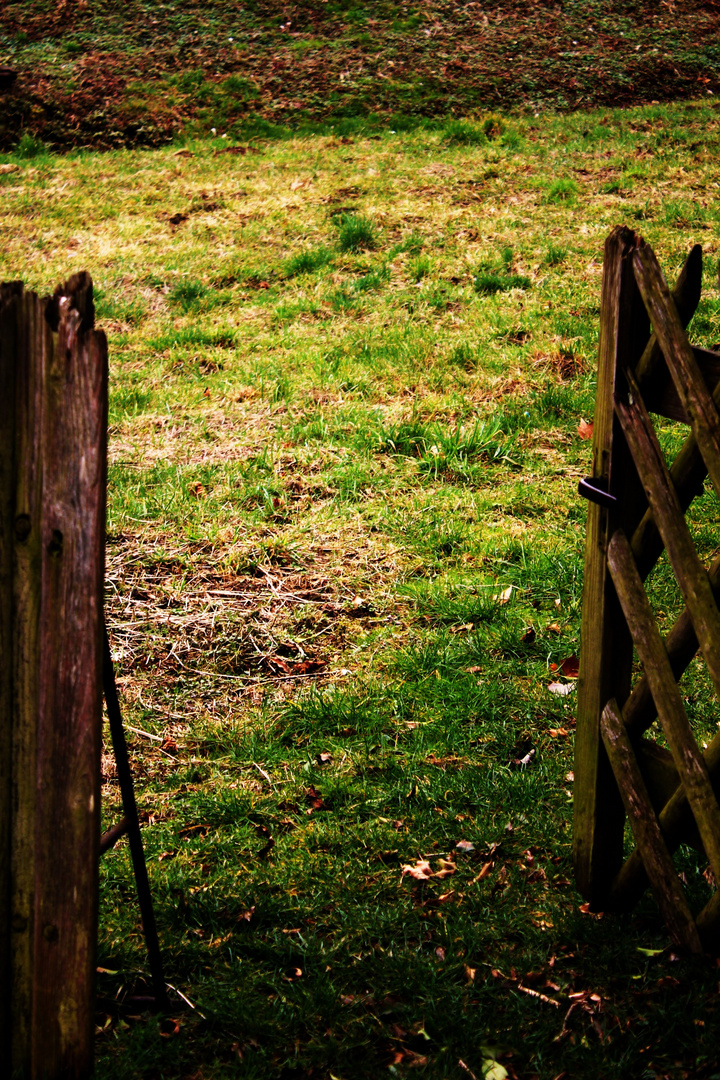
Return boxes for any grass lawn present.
[3,98,720,1078]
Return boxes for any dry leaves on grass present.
[549,654,579,678]
[455,840,475,853]
[509,747,536,768]
[402,858,457,881]
[548,682,578,699]
[493,585,514,603]
[266,655,327,676]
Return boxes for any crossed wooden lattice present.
[574,226,720,952]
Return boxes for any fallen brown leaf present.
[510,748,536,768]
[560,654,580,678]
[402,858,434,881]
[159,1017,182,1037]
[578,901,604,919]
[304,785,326,811]
[548,681,574,696]
[577,418,594,440]
[473,860,495,883]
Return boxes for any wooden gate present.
[574,226,720,952]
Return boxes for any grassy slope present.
[0,1,720,148]
[3,100,720,1077]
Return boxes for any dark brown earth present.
[1,1,719,148]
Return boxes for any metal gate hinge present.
[578,477,617,509]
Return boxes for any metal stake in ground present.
[102,626,169,1010]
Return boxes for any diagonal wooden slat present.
[696,887,720,952]
[614,369,720,701]
[643,346,720,424]
[624,551,720,739]
[601,697,702,953]
[630,407,711,582]
[606,528,720,888]
[609,727,720,911]
[632,242,720,502]
[633,242,702,391]
[628,247,710,584]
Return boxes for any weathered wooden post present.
[0,274,107,1076]
[573,227,649,905]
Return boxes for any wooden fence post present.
[573,226,649,905]
[0,274,107,1077]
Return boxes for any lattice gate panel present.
[574,226,720,952]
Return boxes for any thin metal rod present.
[99,816,128,856]
[102,625,169,1009]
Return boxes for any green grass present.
[3,97,720,1079]
[285,246,334,279]
[337,214,379,254]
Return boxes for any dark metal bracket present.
[578,476,618,509]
